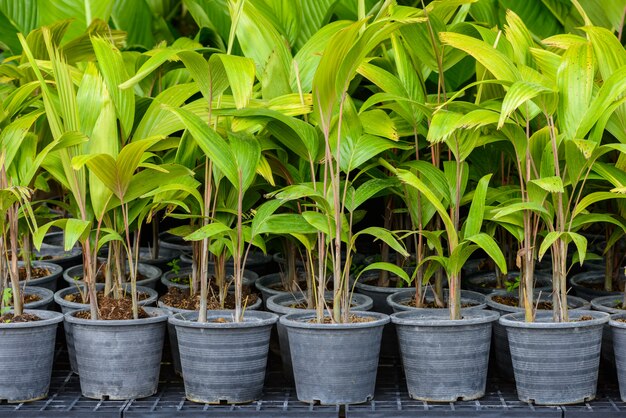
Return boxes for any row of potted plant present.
[1,0,626,407]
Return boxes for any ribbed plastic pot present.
[280,310,389,405]
[571,270,621,301]
[266,292,373,382]
[591,296,625,368]
[463,271,552,295]
[487,291,589,380]
[7,286,55,310]
[0,309,63,402]
[609,313,626,401]
[387,288,486,314]
[169,310,278,404]
[354,271,411,358]
[161,267,258,291]
[55,284,158,375]
[499,310,609,405]
[20,261,62,292]
[63,263,162,289]
[158,296,262,377]
[391,309,499,401]
[64,307,167,399]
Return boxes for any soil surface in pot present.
[306,314,376,324]
[492,295,576,310]
[75,297,150,320]
[580,280,624,292]
[63,290,151,304]
[19,266,52,280]
[0,313,41,322]
[401,296,477,309]
[160,287,258,310]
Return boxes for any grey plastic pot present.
[159,232,192,255]
[100,246,179,272]
[387,288,486,314]
[55,284,158,375]
[487,291,590,380]
[161,266,258,292]
[65,307,168,399]
[609,313,626,402]
[464,271,552,295]
[169,310,278,404]
[158,295,262,377]
[571,270,621,301]
[591,296,625,368]
[63,263,162,290]
[499,310,609,405]
[19,261,62,292]
[255,273,309,308]
[266,292,373,382]
[181,251,275,277]
[5,286,55,311]
[0,309,63,402]
[280,310,389,405]
[391,309,500,401]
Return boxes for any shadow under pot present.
[54,284,159,374]
[463,271,552,295]
[280,310,389,405]
[168,310,278,404]
[486,291,589,381]
[570,270,623,301]
[386,288,487,314]
[591,295,626,370]
[18,261,63,292]
[0,309,64,402]
[64,307,168,399]
[265,291,373,383]
[63,263,162,290]
[391,309,500,402]
[157,295,262,377]
[499,310,609,405]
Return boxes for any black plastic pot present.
[169,310,278,404]
[99,246,179,272]
[280,310,389,405]
[161,266,258,291]
[391,309,499,401]
[55,284,158,375]
[266,291,373,382]
[591,295,625,368]
[64,307,168,399]
[609,313,626,402]
[386,288,486,313]
[570,270,622,301]
[499,310,609,405]
[159,232,192,255]
[255,273,309,308]
[63,263,162,289]
[19,261,63,292]
[486,291,589,380]
[158,296,262,377]
[181,251,275,277]
[4,286,54,311]
[33,244,82,271]
[0,309,63,402]
[463,271,552,295]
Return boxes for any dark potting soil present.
[577,315,593,321]
[0,313,41,322]
[492,295,519,307]
[19,266,51,280]
[160,287,258,310]
[306,314,376,324]
[74,297,149,320]
[23,294,41,304]
[63,290,151,304]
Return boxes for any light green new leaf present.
[64,218,91,251]
[464,174,491,238]
[538,231,561,260]
[499,81,554,128]
[210,54,255,109]
[353,227,409,258]
[529,176,564,193]
[569,232,587,266]
[184,222,231,241]
[466,233,507,274]
[229,132,260,191]
[254,214,319,235]
[357,262,410,285]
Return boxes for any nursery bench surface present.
[2,347,626,418]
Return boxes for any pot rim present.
[266,291,373,315]
[55,284,158,310]
[591,295,626,314]
[499,310,609,328]
[280,310,389,330]
[387,288,486,307]
[486,291,589,312]
[157,294,263,314]
[168,309,278,328]
[0,309,63,328]
[609,313,626,328]
[64,306,168,326]
[390,309,499,326]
